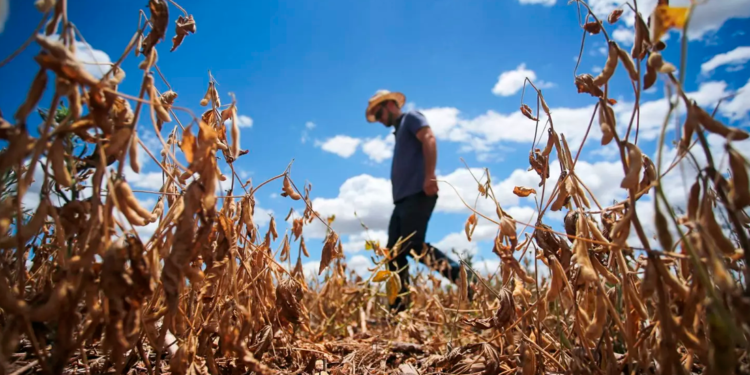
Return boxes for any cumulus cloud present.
[361,134,395,163]
[721,77,750,122]
[342,230,389,253]
[346,255,375,277]
[612,27,635,45]
[433,232,478,261]
[492,63,553,97]
[236,115,253,128]
[305,174,393,239]
[316,135,361,158]
[701,46,750,75]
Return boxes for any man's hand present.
[424,174,439,196]
[416,126,439,197]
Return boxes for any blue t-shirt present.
[391,110,430,203]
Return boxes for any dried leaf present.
[608,9,624,24]
[372,270,391,282]
[386,273,401,306]
[728,146,750,208]
[180,127,197,164]
[171,14,196,52]
[583,21,602,34]
[465,213,477,242]
[520,104,537,121]
[512,186,536,197]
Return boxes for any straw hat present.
[365,89,406,122]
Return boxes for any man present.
[365,90,472,312]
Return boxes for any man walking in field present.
[365,90,472,312]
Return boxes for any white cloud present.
[237,115,253,128]
[346,255,374,277]
[421,107,468,142]
[124,169,165,190]
[227,115,253,128]
[361,134,395,163]
[612,27,635,45]
[492,63,553,97]
[518,0,555,5]
[721,77,750,121]
[342,230,388,253]
[434,232,479,261]
[302,261,321,280]
[305,121,316,130]
[0,0,8,34]
[306,174,393,239]
[701,46,750,75]
[316,135,361,158]
[472,259,501,277]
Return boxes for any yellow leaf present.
[387,274,401,306]
[365,240,374,250]
[651,5,690,42]
[372,270,391,282]
[327,214,336,225]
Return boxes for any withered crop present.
[1,1,750,375]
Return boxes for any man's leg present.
[419,244,461,283]
[386,204,410,312]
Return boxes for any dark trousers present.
[386,191,461,312]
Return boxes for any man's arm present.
[416,126,439,195]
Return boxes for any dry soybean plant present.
[1,0,750,374]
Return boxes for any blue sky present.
[1,0,749,280]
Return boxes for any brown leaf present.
[386,273,401,306]
[608,9,624,24]
[512,186,536,197]
[583,21,602,34]
[728,146,750,208]
[318,231,340,275]
[465,213,477,242]
[171,14,196,52]
[575,73,604,98]
[492,288,516,330]
[520,104,537,121]
[180,127,197,164]
[141,0,169,56]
